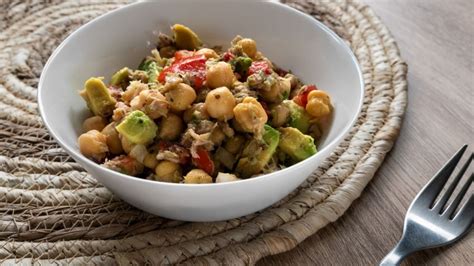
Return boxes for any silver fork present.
[380,145,473,266]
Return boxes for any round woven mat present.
[0,0,407,264]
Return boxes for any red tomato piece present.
[222,51,235,62]
[158,53,207,90]
[293,85,317,107]
[193,147,215,175]
[248,61,272,76]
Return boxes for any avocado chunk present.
[79,77,117,117]
[172,24,202,50]
[283,100,311,133]
[236,125,280,178]
[110,67,130,87]
[278,127,317,162]
[140,61,160,83]
[115,110,158,145]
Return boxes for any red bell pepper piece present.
[293,85,317,107]
[222,51,235,62]
[158,52,207,90]
[193,147,215,175]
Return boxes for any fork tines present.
[418,145,473,219]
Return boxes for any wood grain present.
[259,0,474,265]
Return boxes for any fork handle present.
[380,240,413,266]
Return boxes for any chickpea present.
[120,135,133,154]
[237,38,257,58]
[78,130,108,162]
[206,62,235,89]
[101,122,123,155]
[83,116,107,132]
[143,152,158,169]
[258,87,278,103]
[233,97,268,134]
[204,87,236,121]
[259,77,291,103]
[196,48,219,59]
[253,51,264,61]
[154,161,182,183]
[159,113,184,140]
[270,103,290,128]
[306,90,331,118]
[143,143,160,169]
[224,135,246,154]
[166,83,197,112]
[184,169,213,184]
[285,73,299,89]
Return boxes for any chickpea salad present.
[78,24,332,184]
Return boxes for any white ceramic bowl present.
[38,0,363,222]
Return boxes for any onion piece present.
[216,172,240,183]
[129,144,147,163]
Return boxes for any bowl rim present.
[38,0,365,188]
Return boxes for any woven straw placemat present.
[0,0,407,264]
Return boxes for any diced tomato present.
[222,51,235,62]
[248,61,272,76]
[193,147,215,175]
[158,53,207,90]
[293,85,317,107]
[158,69,169,82]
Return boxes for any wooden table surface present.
[259,0,474,265]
